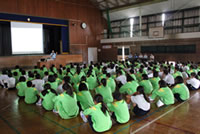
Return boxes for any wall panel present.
[0,0,105,63]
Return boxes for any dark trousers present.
[174,94,184,102]
[133,105,150,116]
[88,116,97,133]
[111,113,120,124]
[187,84,198,90]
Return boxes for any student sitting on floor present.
[86,70,98,91]
[32,74,44,92]
[43,71,49,83]
[106,73,116,93]
[139,74,153,94]
[96,78,113,104]
[107,91,130,124]
[46,75,58,91]
[3,72,16,90]
[24,81,39,104]
[0,70,8,87]
[57,76,71,94]
[38,83,57,111]
[186,72,200,90]
[115,70,127,88]
[162,69,175,87]
[119,74,139,95]
[150,71,161,93]
[80,94,112,133]
[150,80,175,107]
[172,76,190,102]
[53,83,79,119]
[16,76,27,98]
[77,83,94,111]
[126,86,150,116]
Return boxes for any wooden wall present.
[100,38,200,62]
[0,0,106,63]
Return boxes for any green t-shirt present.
[172,83,190,101]
[86,76,98,90]
[16,82,27,97]
[40,90,57,111]
[150,77,161,91]
[139,80,153,94]
[151,87,175,105]
[77,91,94,110]
[96,85,113,103]
[130,74,137,81]
[173,71,183,78]
[25,87,38,104]
[107,100,130,124]
[107,78,116,93]
[53,92,79,119]
[47,81,58,91]
[83,103,112,132]
[119,81,139,95]
[136,73,142,82]
[71,72,85,85]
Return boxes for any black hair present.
[175,76,184,84]
[94,94,108,115]
[8,73,12,77]
[48,75,55,82]
[15,65,19,69]
[101,78,107,87]
[44,71,49,76]
[13,72,18,76]
[35,74,41,79]
[106,73,111,78]
[159,80,167,88]
[79,83,88,91]
[113,91,122,101]
[136,86,150,102]
[62,83,73,97]
[63,76,71,83]
[191,72,196,77]
[127,74,134,82]
[28,72,34,78]
[81,76,86,82]
[130,69,135,74]
[21,70,26,75]
[19,76,26,82]
[41,83,57,96]
[2,70,7,75]
[153,71,159,77]
[163,69,169,75]
[27,81,33,87]
[142,74,148,80]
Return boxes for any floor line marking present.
[28,107,76,134]
[113,105,168,134]
[55,122,84,134]
[131,94,196,134]
[0,114,21,134]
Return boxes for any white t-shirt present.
[43,76,49,83]
[4,77,16,88]
[57,84,64,94]
[0,75,9,85]
[187,78,200,89]
[32,79,44,92]
[163,74,175,85]
[116,75,127,85]
[131,94,150,111]
[182,72,188,79]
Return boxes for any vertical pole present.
[106,9,113,38]
[122,46,125,61]
[139,7,142,36]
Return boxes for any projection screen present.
[11,22,44,54]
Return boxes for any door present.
[88,47,97,63]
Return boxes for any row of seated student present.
[0,60,200,133]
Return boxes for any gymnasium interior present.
[0,0,200,133]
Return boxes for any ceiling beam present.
[103,0,168,13]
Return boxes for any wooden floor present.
[0,89,200,134]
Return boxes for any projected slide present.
[11,22,44,54]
